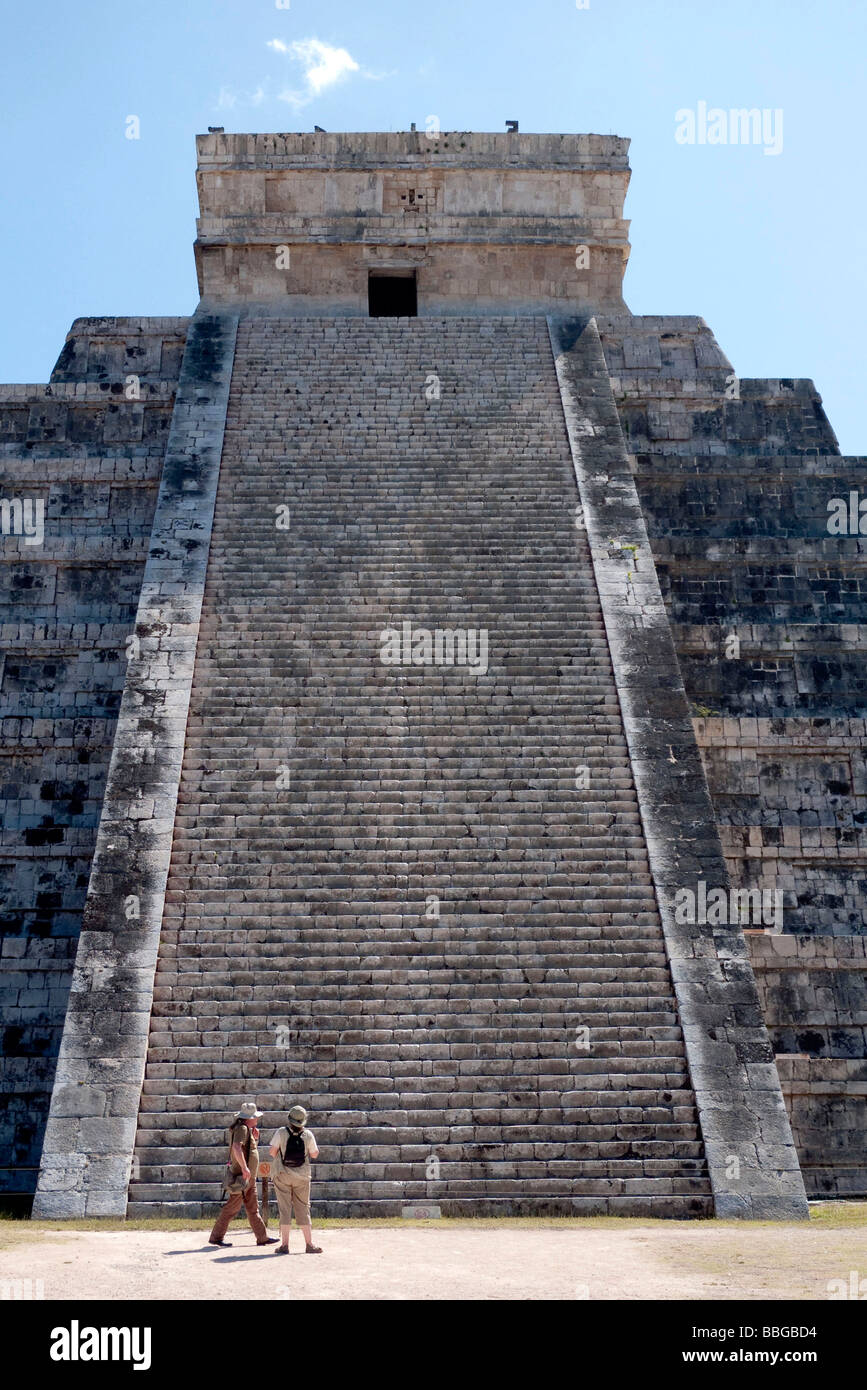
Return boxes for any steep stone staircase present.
[127,316,712,1215]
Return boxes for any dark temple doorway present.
[368,273,418,317]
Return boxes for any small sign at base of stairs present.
[401,1205,442,1219]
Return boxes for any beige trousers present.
[273,1166,312,1226]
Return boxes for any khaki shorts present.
[273,1167,311,1226]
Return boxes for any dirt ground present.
[1,1209,865,1300]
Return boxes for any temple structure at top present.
[194,130,630,313]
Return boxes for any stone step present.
[136,1151,708,1172]
[154,960,670,980]
[136,1109,702,1135]
[156,940,667,956]
[141,1061,693,1087]
[141,1048,689,1075]
[129,316,709,1213]
[137,1089,701,1120]
[131,1161,713,1189]
[128,1175,711,1203]
[148,984,682,1002]
[146,1009,687,1028]
[126,1195,714,1218]
[133,1135,705,1164]
[143,1020,686,1039]
[158,923,665,937]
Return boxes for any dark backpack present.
[281,1127,307,1169]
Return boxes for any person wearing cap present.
[269,1105,322,1254]
[208,1101,278,1249]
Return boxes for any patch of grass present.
[1,1202,864,1243]
[0,1222,70,1252]
[10,1215,658,1236]
[806,1201,867,1228]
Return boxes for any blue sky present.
[1,0,864,452]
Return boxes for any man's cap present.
[288,1105,308,1126]
[236,1100,264,1119]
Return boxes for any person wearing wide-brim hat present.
[208,1101,278,1249]
[269,1104,322,1254]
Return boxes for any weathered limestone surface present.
[31,312,237,1216]
[748,933,867,1198]
[595,312,866,1196]
[0,319,186,1201]
[549,317,809,1218]
[128,315,714,1218]
[6,130,861,1215]
[693,718,867,936]
[196,132,630,313]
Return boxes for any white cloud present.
[267,36,361,107]
[217,81,268,111]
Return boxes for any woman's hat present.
[288,1105,308,1126]
[236,1100,264,1119]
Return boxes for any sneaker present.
[258,1237,279,1246]
[275,1245,289,1255]
[209,1239,232,1248]
[305,1244,323,1254]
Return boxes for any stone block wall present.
[195,131,631,312]
[598,313,866,1194]
[0,317,188,1201]
[694,718,867,935]
[748,934,867,1197]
